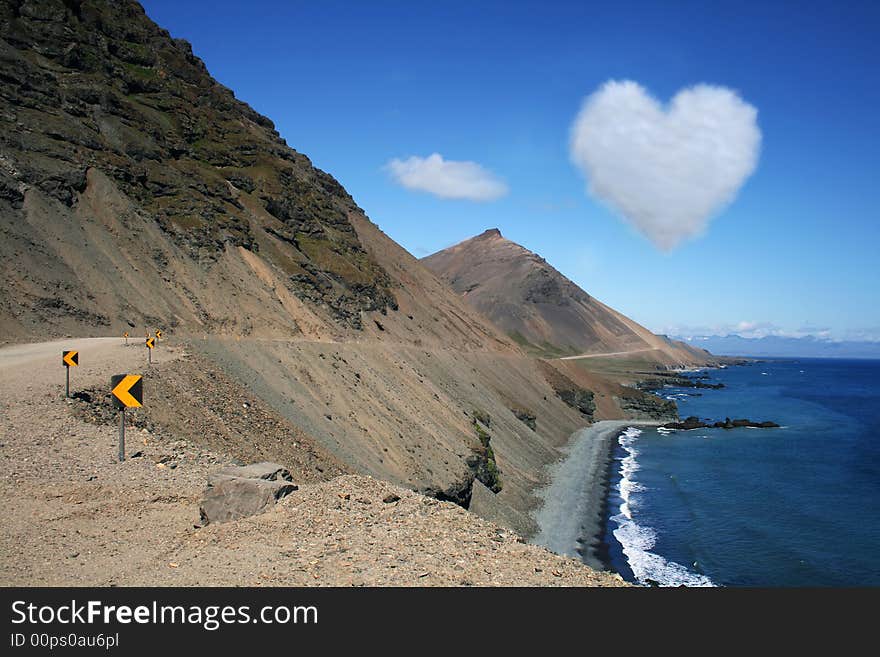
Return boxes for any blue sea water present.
[602,358,880,587]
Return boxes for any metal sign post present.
[123,331,129,345]
[146,337,155,364]
[118,407,126,462]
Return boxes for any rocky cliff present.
[1,0,398,338]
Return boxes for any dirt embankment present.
[188,336,605,537]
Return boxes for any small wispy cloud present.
[385,153,508,202]
[570,80,761,250]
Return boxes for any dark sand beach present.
[531,420,658,570]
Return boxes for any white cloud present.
[735,320,770,335]
[570,80,761,250]
[385,153,508,201]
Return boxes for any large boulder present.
[199,462,297,525]
[206,462,293,487]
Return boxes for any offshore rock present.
[661,416,780,430]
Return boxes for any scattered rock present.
[512,409,537,431]
[557,388,596,419]
[382,493,400,504]
[616,391,677,422]
[662,416,708,430]
[661,416,780,430]
[637,372,725,392]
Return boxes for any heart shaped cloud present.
[570,80,761,250]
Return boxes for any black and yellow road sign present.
[62,350,78,397]
[155,329,163,339]
[111,374,142,461]
[123,332,129,338]
[111,374,143,409]
[146,337,155,349]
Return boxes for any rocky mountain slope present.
[0,0,405,339]
[423,228,710,365]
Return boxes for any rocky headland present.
[661,416,781,431]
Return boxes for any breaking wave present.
[610,427,716,587]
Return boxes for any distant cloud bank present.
[662,321,880,359]
[676,334,880,360]
[570,80,761,250]
[664,321,833,341]
[386,153,508,201]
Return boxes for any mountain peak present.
[423,232,703,361]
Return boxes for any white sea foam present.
[611,427,716,587]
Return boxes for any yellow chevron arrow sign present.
[145,337,155,349]
[111,374,143,409]
[62,350,78,367]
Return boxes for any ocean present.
[602,358,880,587]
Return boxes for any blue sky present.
[141,0,880,340]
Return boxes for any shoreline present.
[530,420,660,572]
